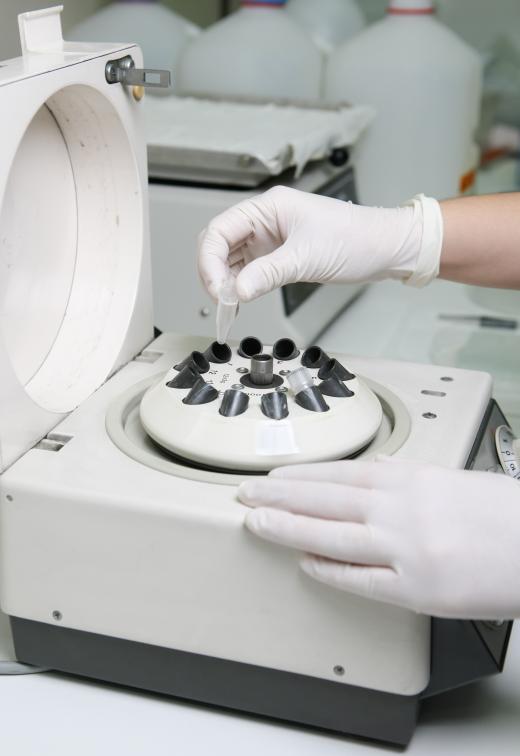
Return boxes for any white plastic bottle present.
[436,0,520,55]
[324,0,482,205]
[68,0,199,93]
[286,0,366,54]
[177,0,322,104]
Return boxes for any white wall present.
[0,0,106,61]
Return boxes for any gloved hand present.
[198,186,443,302]
[238,457,520,620]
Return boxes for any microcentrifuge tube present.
[216,277,239,344]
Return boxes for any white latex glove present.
[198,186,443,302]
[238,457,520,620]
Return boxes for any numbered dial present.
[495,425,520,480]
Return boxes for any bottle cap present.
[387,1,434,14]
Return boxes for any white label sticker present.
[256,421,299,456]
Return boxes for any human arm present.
[440,192,520,288]
[197,186,520,302]
[238,457,520,620]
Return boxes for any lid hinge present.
[105,55,171,90]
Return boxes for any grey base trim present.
[11,617,419,747]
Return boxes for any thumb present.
[236,242,297,302]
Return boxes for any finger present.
[228,247,247,267]
[197,206,255,299]
[236,241,297,302]
[270,459,410,491]
[269,460,383,489]
[238,479,374,522]
[245,508,389,565]
[300,555,401,605]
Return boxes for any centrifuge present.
[0,7,514,748]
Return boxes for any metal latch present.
[105,55,171,89]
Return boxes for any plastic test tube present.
[216,277,239,344]
[287,367,313,396]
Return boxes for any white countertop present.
[1,625,519,756]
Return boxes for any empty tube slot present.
[319,376,354,398]
[272,338,299,361]
[238,336,263,358]
[166,365,200,389]
[295,386,329,413]
[318,358,355,382]
[182,377,219,405]
[203,341,232,364]
[174,350,210,374]
[301,345,330,369]
[219,388,249,417]
[261,391,289,420]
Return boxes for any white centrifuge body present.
[0,7,513,748]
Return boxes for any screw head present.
[279,369,291,376]
[132,85,145,102]
[333,665,345,676]
[423,412,437,419]
[199,307,211,317]
[236,367,248,374]
[52,610,62,621]
[276,386,288,393]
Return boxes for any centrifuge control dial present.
[495,425,520,480]
[140,338,383,472]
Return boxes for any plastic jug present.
[68,0,199,94]
[324,0,482,205]
[436,0,520,55]
[177,0,322,104]
[286,0,366,54]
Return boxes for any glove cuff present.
[402,194,443,288]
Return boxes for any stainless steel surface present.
[249,355,274,386]
[105,55,171,89]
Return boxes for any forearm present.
[439,193,520,288]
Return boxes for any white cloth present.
[144,96,374,178]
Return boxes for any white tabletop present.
[1,625,519,756]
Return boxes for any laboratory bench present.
[1,624,519,756]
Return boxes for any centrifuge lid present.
[0,7,153,473]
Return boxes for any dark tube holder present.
[318,358,355,382]
[272,338,299,361]
[174,350,210,374]
[319,376,354,398]
[203,341,232,364]
[301,345,330,370]
[182,377,219,405]
[219,389,249,417]
[238,336,263,359]
[166,365,200,389]
[294,386,329,413]
[261,391,289,420]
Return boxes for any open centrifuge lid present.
[0,7,153,473]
